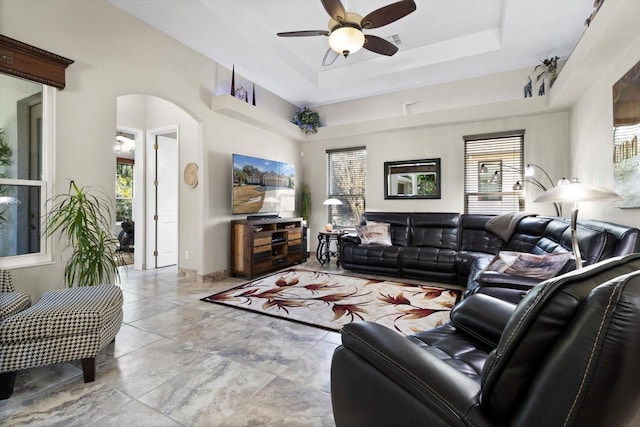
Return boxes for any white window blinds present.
[327,147,366,227]
[464,131,525,214]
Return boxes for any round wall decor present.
[183,162,199,188]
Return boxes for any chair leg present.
[0,371,17,399]
[81,358,95,383]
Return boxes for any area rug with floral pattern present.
[201,269,461,335]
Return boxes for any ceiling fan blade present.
[277,30,330,37]
[361,0,417,29]
[321,0,347,23]
[322,48,339,66]
[363,35,399,56]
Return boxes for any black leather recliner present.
[331,253,640,426]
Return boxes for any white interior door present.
[146,129,178,268]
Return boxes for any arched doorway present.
[116,94,198,270]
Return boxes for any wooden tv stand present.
[230,217,304,279]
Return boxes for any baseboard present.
[179,268,229,282]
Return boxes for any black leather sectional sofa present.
[332,213,640,426]
[339,212,640,299]
[331,253,640,426]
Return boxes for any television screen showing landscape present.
[232,154,295,214]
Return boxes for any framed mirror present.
[384,158,441,199]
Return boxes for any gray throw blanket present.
[485,212,537,242]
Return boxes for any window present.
[0,74,54,268]
[327,147,366,228]
[464,131,524,214]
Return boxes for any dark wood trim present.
[0,34,74,89]
[117,157,135,165]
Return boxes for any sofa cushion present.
[559,222,615,267]
[459,214,503,254]
[409,323,493,382]
[587,219,640,257]
[401,247,457,273]
[485,251,573,280]
[504,216,557,253]
[340,243,402,272]
[409,213,459,249]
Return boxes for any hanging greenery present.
[292,107,321,134]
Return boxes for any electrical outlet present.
[185,250,190,259]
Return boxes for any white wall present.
[314,67,536,127]
[1,0,300,299]
[569,5,640,229]
[303,111,570,237]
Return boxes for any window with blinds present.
[464,131,524,214]
[327,147,366,228]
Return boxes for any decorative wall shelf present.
[311,96,552,141]
[211,94,304,141]
[549,0,638,109]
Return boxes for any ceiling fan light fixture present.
[329,25,364,57]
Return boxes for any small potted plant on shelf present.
[534,56,561,93]
[45,180,122,287]
[292,107,321,134]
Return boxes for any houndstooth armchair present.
[0,270,30,321]
[0,279,123,399]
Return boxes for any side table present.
[316,231,345,266]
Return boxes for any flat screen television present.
[232,153,295,215]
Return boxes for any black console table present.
[316,231,345,266]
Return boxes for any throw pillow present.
[356,221,393,246]
[355,225,370,245]
[486,251,573,280]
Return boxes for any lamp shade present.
[533,183,622,204]
[329,26,365,56]
[323,198,343,206]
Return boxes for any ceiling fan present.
[277,0,417,66]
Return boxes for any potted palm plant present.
[300,184,311,224]
[45,180,122,287]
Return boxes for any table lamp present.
[534,181,622,269]
[323,198,343,232]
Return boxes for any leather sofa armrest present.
[450,293,516,347]
[475,271,542,290]
[336,322,484,424]
[340,234,361,245]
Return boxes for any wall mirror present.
[384,158,441,199]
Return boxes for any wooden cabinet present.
[231,217,304,279]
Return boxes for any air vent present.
[385,34,402,46]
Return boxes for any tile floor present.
[1,258,346,426]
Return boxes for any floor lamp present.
[534,182,622,269]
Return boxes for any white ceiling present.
[108,0,595,107]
